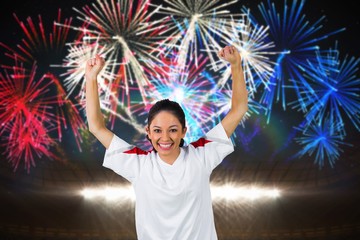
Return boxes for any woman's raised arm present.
[218,46,248,137]
[85,55,114,149]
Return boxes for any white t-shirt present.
[103,123,234,240]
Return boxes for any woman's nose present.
[161,131,170,140]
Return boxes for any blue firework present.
[207,81,266,146]
[210,82,266,127]
[289,43,360,137]
[243,0,345,123]
[294,117,351,169]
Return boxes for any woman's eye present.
[154,129,161,133]
[170,129,177,132]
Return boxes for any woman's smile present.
[158,142,174,150]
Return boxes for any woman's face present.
[146,111,187,162]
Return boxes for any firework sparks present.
[50,73,87,151]
[294,118,351,169]
[210,82,266,127]
[0,8,88,155]
[141,53,218,143]
[0,62,63,172]
[212,13,278,97]
[1,0,357,173]
[289,44,360,137]
[56,0,171,104]
[53,39,147,134]
[0,9,75,68]
[208,81,266,146]
[244,0,345,123]
[155,0,245,71]
[54,42,114,99]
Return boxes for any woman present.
[85,45,248,240]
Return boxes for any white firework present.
[153,0,246,72]
[213,14,278,98]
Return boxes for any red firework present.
[0,8,88,168]
[0,8,75,65]
[0,61,71,172]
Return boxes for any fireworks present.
[155,0,245,71]
[213,14,277,97]
[57,0,171,103]
[0,7,87,158]
[142,53,217,142]
[294,117,350,168]
[0,9,75,67]
[0,62,62,172]
[244,0,345,122]
[1,0,359,172]
[289,44,360,137]
[210,82,266,127]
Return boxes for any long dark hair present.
[147,99,186,147]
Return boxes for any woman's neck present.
[158,149,181,165]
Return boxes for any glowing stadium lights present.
[81,186,136,201]
[80,185,281,202]
[211,185,280,201]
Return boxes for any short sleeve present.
[190,123,234,174]
[103,134,148,183]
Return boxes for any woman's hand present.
[218,45,241,66]
[85,54,105,81]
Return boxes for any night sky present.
[1,0,359,173]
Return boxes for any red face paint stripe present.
[190,138,212,148]
[124,147,149,155]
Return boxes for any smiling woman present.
[146,99,187,164]
[85,44,248,239]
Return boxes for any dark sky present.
[1,0,359,172]
[2,0,359,57]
